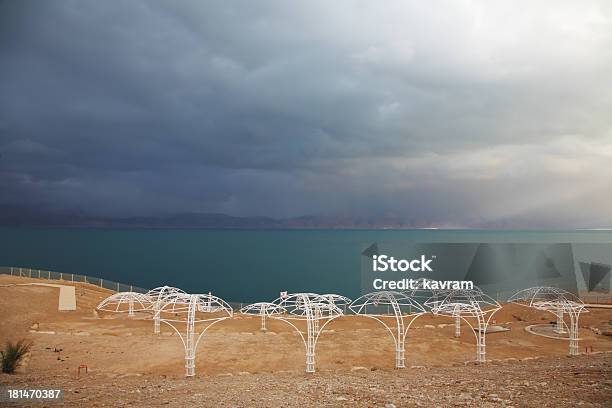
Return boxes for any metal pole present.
[455,315,461,337]
[185,295,196,377]
[555,309,566,334]
[393,302,405,369]
[306,313,315,373]
[154,305,161,335]
[569,312,579,356]
[476,316,486,363]
[260,307,267,331]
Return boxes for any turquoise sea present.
[1,228,611,302]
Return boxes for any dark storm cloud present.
[1,1,611,226]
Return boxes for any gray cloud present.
[1,0,611,226]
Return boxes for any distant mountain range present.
[0,205,440,229]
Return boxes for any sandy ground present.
[2,354,610,407]
[0,275,611,407]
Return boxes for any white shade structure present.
[240,302,286,331]
[97,292,151,316]
[508,286,587,356]
[403,277,449,309]
[425,288,501,363]
[271,293,343,373]
[405,279,458,337]
[321,294,352,313]
[350,291,426,369]
[145,286,186,334]
[157,293,233,377]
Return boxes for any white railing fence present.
[0,266,246,309]
[0,266,148,294]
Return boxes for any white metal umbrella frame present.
[402,277,449,310]
[349,290,426,369]
[271,292,343,373]
[321,293,352,313]
[240,302,286,331]
[508,286,586,356]
[425,287,501,363]
[145,286,186,334]
[96,292,151,316]
[156,293,233,377]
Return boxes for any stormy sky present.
[1,1,611,227]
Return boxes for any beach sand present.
[1,275,611,406]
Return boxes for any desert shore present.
[1,275,611,407]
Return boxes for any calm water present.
[1,228,611,302]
